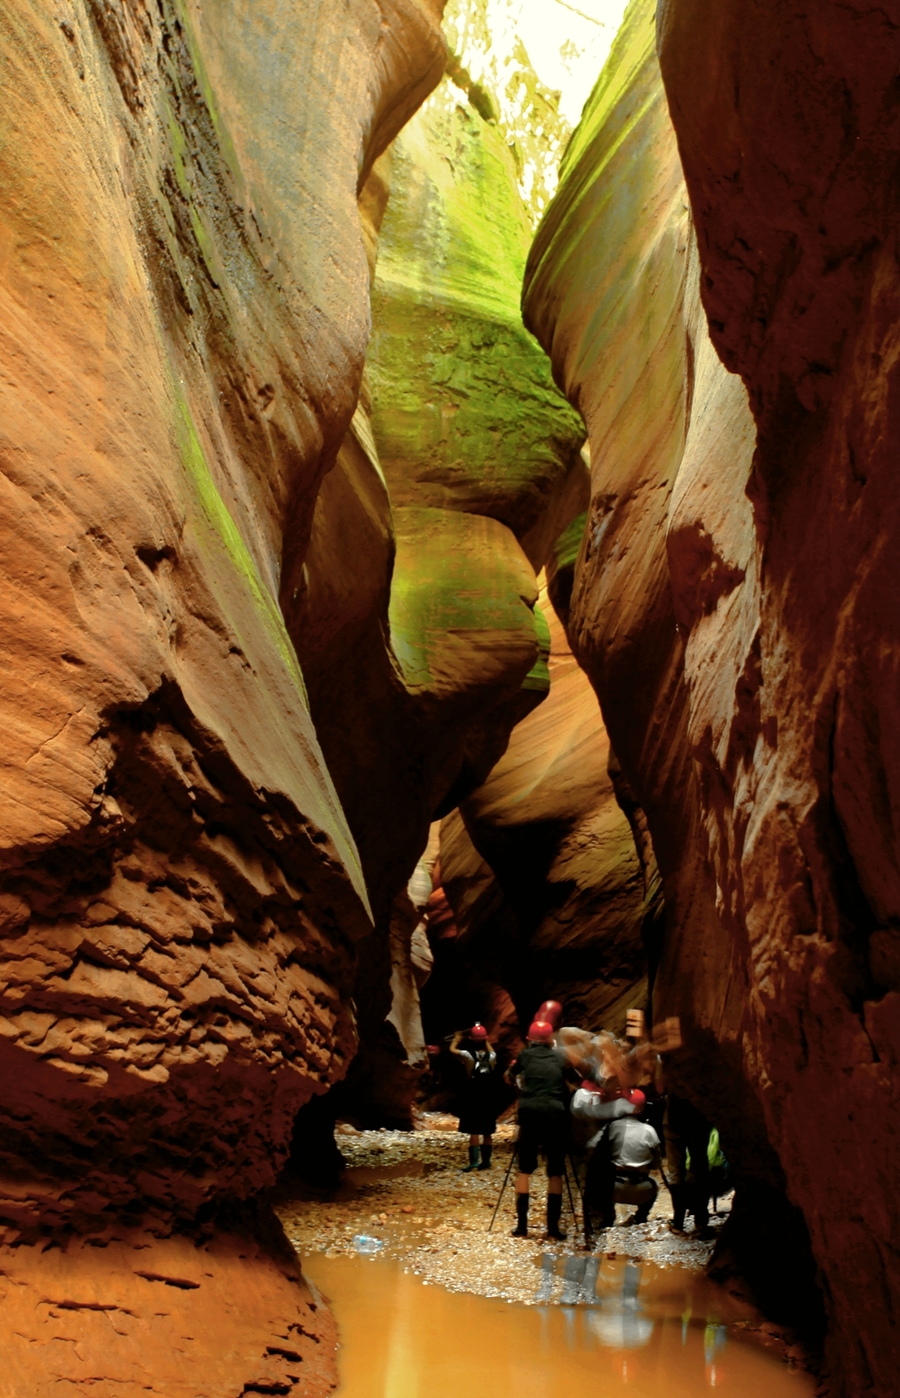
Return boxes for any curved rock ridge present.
[2,0,450,1388]
[656,4,900,1394]
[286,72,587,1120]
[440,584,651,1034]
[0,0,447,1245]
[523,0,773,1180]
[525,0,900,1387]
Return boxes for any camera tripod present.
[487,1134,592,1249]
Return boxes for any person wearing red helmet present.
[506,1018,570,1240]
[449,1023,498,1171]
[570,1076,637,1227]
[598,1087,663,1227]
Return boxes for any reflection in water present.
[589,1259,654,1349]
[560,1254,586,1305]
[536,1253,555,1302]
[304,1253,815,1398]
[588,1305,655,1349]
[581,1255,600,1304]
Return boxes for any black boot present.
[668,1184,686,1232]
[511,1192,529,1237]
[461,1145,480,1172]
[478,1142,493,1170]
[547,1192,567,1241]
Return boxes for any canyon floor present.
[276,1113,815,1387]
[277,1112,730,1304]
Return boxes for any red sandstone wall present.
[440,585,652,1033]
[657,4,900,1393]
[524,0,900,1390]
[0,0,446,1389]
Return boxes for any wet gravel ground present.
[277,1114,732,1306]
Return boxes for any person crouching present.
[508,1019,570,1240]
[570,1077,636,1227]
[600,1088,662,1226]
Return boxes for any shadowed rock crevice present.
[525,0,900,1389]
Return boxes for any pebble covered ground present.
[276,1113,732,1306]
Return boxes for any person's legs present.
[546,1138,567,1239]
[478,1134,493,1170]
[665,1113,687,1231]
[586,1133,616,1227]
[512,1170,532,1235]
[633,1176,658,1224]
[546,1175,566,1239]
[687,1133,710,1233]
[513,1125,538,1236]
[462,1133,480,1172]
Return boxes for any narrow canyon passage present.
[278,1122,815,1397]
[0,0,897,1396]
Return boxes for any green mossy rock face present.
[369,81,585,542]
[389,506,539,698]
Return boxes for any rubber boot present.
[511,1192,529,1237]
[692,1187,712,1238]
[546,1192,567,1241]
[461,1144,481,1173]
[478,1142,493,1170]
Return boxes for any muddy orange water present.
[304,1253,815,1397]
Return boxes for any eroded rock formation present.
[439,585,652,1034]
[287,69,586,1121]
[0,1221,336,1398]
[0,0,593,1382]
[0,0,446,1388]
[524,0,900,1389]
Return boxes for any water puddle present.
[304,1252,815,1397]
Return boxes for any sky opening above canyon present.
[509,0,629,124]
[444,0,629,218]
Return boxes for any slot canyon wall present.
[436,582,655,1039]
[0,0,592,1389]
[524,0,900,1392]
[0,0,449,1390]
[4,0,898,1392]
[286,58,586,1128]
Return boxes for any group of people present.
[450,1004,726,1242]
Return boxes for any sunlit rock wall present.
[440,585,652,1032]
[0,0,445,1388]
[657,2,900,1392]
[286,73,586,1121]
[525,0,900,1387]
[523,0,777,1181]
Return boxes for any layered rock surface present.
[287,71,586,1121]
[0,1221,336,1398]
[0,0,446,1388]
[523,0,775,1184]
[525,0,900,1389]
[657,4,900,1392]
[439,586,652,1034]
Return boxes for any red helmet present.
[528,1020,554,1042]
[535,1000,563,1027]
[470,1023,488,1041]
[627,1088,646,1112]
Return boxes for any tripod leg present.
[574,1155,592,1249]
[488,1142,517,1233]
[562,1155,578,1232]
[567,1157,595,1247]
